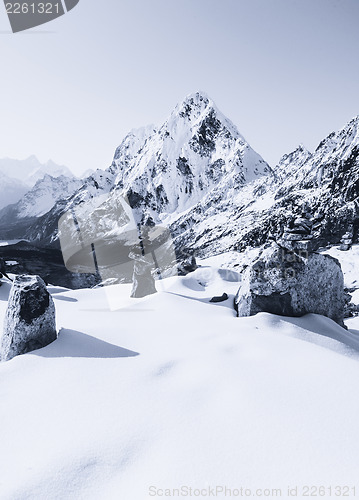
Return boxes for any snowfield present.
[1,260,359,499]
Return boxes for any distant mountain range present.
[0,92,358,274]
[0,156,74,210]
[0,155,73,187]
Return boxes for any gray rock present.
[277,236,318,254]
[234,243,345,327]
[178,255,198,276]
[1,275,57,361]
[210,292,229,303]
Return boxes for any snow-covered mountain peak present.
[112,125,157,173]
[275,143,312,179]
[109,92,271,221]
[172,91,213,122]
[0,173,84,219]
[297,143,310,153]
[315,115,359,159]
[279,143,311,161]
[25,154,39,164]
[166,91,242,143]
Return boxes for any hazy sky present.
[0,0,358,175]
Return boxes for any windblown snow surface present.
[1,248,359,499]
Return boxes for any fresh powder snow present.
[0,255,359,499]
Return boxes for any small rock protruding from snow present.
[177,254,198,276]
[234,242,346,327]
[340,224,354,251]
[1,275,57,362]
[210,292,229,303]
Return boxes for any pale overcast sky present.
[0,0,358,175]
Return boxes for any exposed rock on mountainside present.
[267,117,359,246]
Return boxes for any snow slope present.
[1,265,359,499]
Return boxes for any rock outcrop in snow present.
[1,275,57,361]
[234,243,345,327]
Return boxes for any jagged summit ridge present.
[111,91,271,221]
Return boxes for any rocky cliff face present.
[267,117,359,247]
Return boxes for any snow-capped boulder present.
[234,243,345,326]
[1,275,57,361]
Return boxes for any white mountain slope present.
[1,174,85,219]
[1,257,359,498]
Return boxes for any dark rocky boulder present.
[177,255,198,276]
[234,243,346,327]
[210,293,229,303]
[1,275,57,361]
